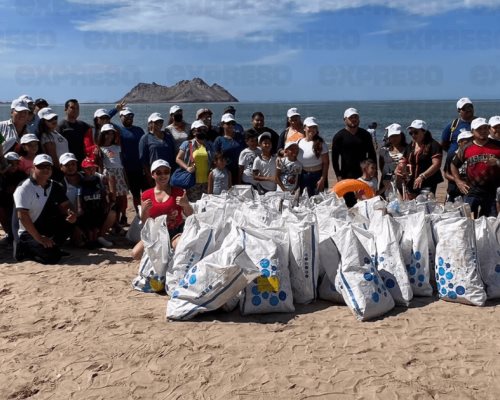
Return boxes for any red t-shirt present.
[141,187,184,230]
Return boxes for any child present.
[252,133,277,193]
[96,123,128,231]
[276,141,302,193]
[238,131,261,186]
[80,157,116,248]
[443,131,473,202]
[18,134,40,174]
[357,159,379,199]
[208,152,232,195]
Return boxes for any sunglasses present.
[36,164,52,170]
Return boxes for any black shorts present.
[125,170,146,199]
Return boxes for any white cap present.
[33,154,53,166]
[196,108,212,119]
[100,123,116,132]
[37,107,58,120]
[344,108,359,119]
[471,117,488,131]
[191,120,206,130]
[148,112,163,123]
[221,113,235,123]
[488,116,500,127]
[11,98,30,112]
[94,108,109,118]
[284,141,299,150]
[407,120,427,130]
[457,131,473,142]
[169,105,182,114]
[59,152,78,165]
[286,108,300,118]
[386,123,403,137]
[119,107,133,116]
[5,152,20,161]
[258,132,272,143]
[303,116,318,127]
[151,159,171,172]
[20,134,39,144]
[456,97,473,110]
[18,94,34,104]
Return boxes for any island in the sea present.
[118,78,238,103]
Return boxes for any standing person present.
[166,105,188,150]
[91,109,115,156]
[441,97,475,157]
[116,107,146,215]
[401,120,443,199]
[238,130,261,186]
[451,118,500,217]
[18,95,37,135]
[38,108,69,172]
[175,120,214,202]
[443,131,473,202]
[13,154,77,264]
[276,141,302,193]
[139,112,177,188]
[245,112,279,154]
[488,116,500,143]
[58,99,92,165]
[220,105,245,141]
[195,108,220,142]
[378,123,408,196]
[252,133,277,193]
[18,134,40,174]
[214,113,245,184]
[208,152,232,195]
[357,159,379,197]
[298,117,329,196]
[277,108,304,151]
[0,98,30,154]
[331,108,377,206]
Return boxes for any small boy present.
[357,159,379,198]
[238,131,261,186]
[252,133,277,193]
[276,141,302,193]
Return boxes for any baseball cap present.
[169,105,182,114]
[5,152,20,161]
[33,154,53,166]
[344,108,359,119]
[407,120,428,131]
[258,132,272,143]
[119,107,134,116]
[35,98,48,108]
[148,112,164,123]
[20,134,39,144]
[196,108,212,119]
[488,116,500,127]
[18,94,34,104]
[386,123,403,137]
[221,113,235,123]
[81,157,98,168]
[457,131,473,142]
[11,98,30,112]
[303,116,318,127]
[94,108,110,118]
[38,107,58,120]
[224,105,236,114]
[151,159,171,172]
[284,141,299,150]
[100,123,116,132]
[59,153,78,165]
[191,120,206,130]
[456,97,473,110]
[471,117,488,131]
[287,108,300,118]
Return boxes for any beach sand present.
[2,179,499,399]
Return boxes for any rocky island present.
[118,78,238,103]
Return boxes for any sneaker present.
[0,235,13,247]
[97,236,113,248]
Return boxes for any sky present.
[1,0,500,103]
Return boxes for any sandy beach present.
[2,178,499,400]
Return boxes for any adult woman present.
[89,108,112,157]
[297,117,329,196]
[166,105,188,150]
[277,108,305,151]
[176,120,214,202]
[400,120,443,198]
[132,160,193,259]
[378,123,408,196]
[214,113,245,184]
[38,107,69,170]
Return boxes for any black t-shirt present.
[80,175,107,216]
[331,128,377,178]
[58,119,90,164]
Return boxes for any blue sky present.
[1,0,500,103]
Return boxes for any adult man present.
[0,98,30,154]
[488,116,500,143]
[441,97,475,156]
[244,111,279,154]
[58,99,92,165]
[117,107,146,212]
[331,108,377,207]
[195,108,219,142]
[451,118,500,217]
[18,95,37,135]
[13,154,77,264]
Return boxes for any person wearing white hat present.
[378,123,408,196]
[488,116,500,143]
[331,107,377,206]
[277,108,304,151]
[276,141,302,193]
[139,113,177,187]
[0,98,31,155]
[443,131,473,202]
[214,113,245,184]
[451,117,500,217]
[13,154,77,264]
[166,105,188,150]
[441,97,475,157]
[18,133,40,174]
[37,108,69,170]
[18,95,39,135]
[58,99,92,165]
[252,131,277,193]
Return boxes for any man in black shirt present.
[244,111,279,154]
[331,107,377,206]
[58,99,91,165]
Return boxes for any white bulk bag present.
[475,217,500,299]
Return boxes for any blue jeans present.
[464,194,496,217]
[300,170,322,197]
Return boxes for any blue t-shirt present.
[213,136,244,174]
[119,125,145,172]
[441,118,472,156]
[139,132,176,171]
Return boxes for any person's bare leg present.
[132,240,144,260]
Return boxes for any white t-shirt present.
[297,139,328,169]
[40,131,69,159]
[252,154,277,191]
[100,145,123,168]
[276,157,302,192]
[238,147,261,185]
[167,124,188,149]
[358,176,378,193]
[379,147,403,178]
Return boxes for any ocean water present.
[2,100,499,143]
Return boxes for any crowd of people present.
[0,95,498,264]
